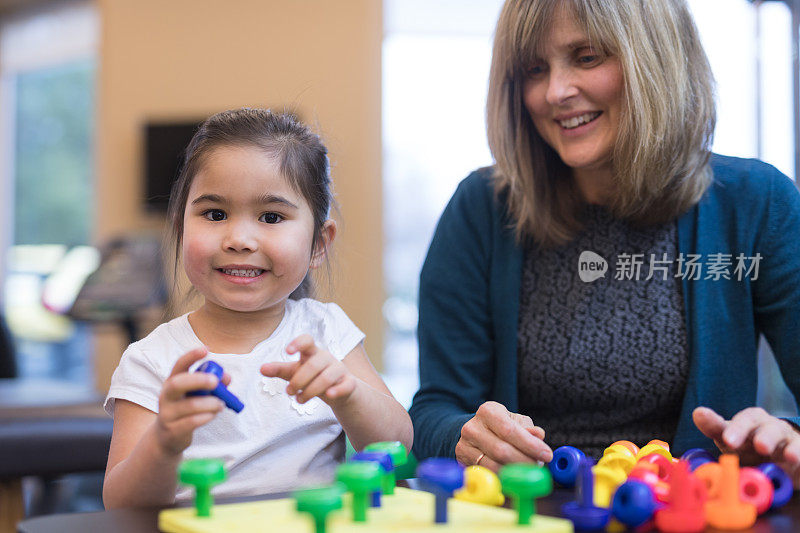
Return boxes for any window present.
[1,2,98,381]
[381,0,796,411]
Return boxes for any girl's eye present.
[259,212,283,224]
[203,209,226,221]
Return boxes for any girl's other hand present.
[260,334,356,406]
[455,401,552,472]
[155,347,226,455]
[693,406,800,487]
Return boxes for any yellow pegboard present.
[159,487,573,533]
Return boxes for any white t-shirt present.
[104,298,365,500]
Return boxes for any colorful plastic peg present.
[454,465,505,506]
[178,459,226,517]
[757,463,793,510]
[654,460,706,533]
[561,458,611,531]
[694,461,722,500]
[416,458,464,524]
[336,461,382,522]
[739,466,774,515]
[636,443,673,462]
[628,463,670,503]
[597,451,636,476]
[294,484,344,533]
[364,441,407,495]
[499,463,553,525]
[188,360,244,412]
[705,454,757,530]
[611,479,658,528]
[350,451,393,507]
[611,440,640,456]
[592,464,626,508]
[637,452,674,482]
[548,446,585,487]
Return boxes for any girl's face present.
[182,145,321,315]
[522,6,624,185]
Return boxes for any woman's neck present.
[188,300,287,354]
[572,166,615,206]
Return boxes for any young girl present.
[102,108,413,508]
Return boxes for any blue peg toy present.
[611,479,658,528]
[549,445,586,487]
[188,360,244,413]
[416,458,464,524]
[561,458,611,531]
[350,451,393,507]
[758,463,793,510]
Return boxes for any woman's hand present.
[155,347,228,456]
[455,401,553,472]
[261,334,356,406]
[693,406,800,486]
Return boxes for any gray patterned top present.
[517,205,689,458]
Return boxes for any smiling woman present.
[409,0,800,483]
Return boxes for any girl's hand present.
[260,334,356,406]
[155,347,229,456]
[455,401,553,473]
[693,406,800,486]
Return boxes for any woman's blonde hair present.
[487,0,716,246]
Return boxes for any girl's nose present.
[222,220,258,252]
[545,66,580,106]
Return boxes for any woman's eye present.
[578,53,601,66]
[527,64,545,77]
[203,209,226,221]
[260,212,283,224]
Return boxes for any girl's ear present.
[310,219,337,269]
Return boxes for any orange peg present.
[705,455,756,530]
[611,440,640,456]
[694,461,721,500]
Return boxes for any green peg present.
[178,459,226,517]
[294,484,344,533]
[364,441,407,494]
[499,463,553,525]
[336,461,382,522]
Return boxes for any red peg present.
[739,466,773,515]
[654,461,706,533]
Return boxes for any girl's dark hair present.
[167,108,334,300]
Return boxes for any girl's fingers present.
[166,412,218,436]
[168,347,208,377]
[286,357,326,396]
[296,367,344,403]
[782,437,800,464]
[260,361,300,380]
[221,372,232,387]
[162,372,218,402]
[286,335,317,358]
[161,396,224,423]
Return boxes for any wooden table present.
[15,485,800,533]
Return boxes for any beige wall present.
[95,0,383,390]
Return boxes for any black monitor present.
[143,121,200,211]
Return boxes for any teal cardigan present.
[409,154,800,460]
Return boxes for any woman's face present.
[522,6,624,184]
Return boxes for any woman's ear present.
[310,219,337,269]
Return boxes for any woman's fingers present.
[456,402,552,471]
